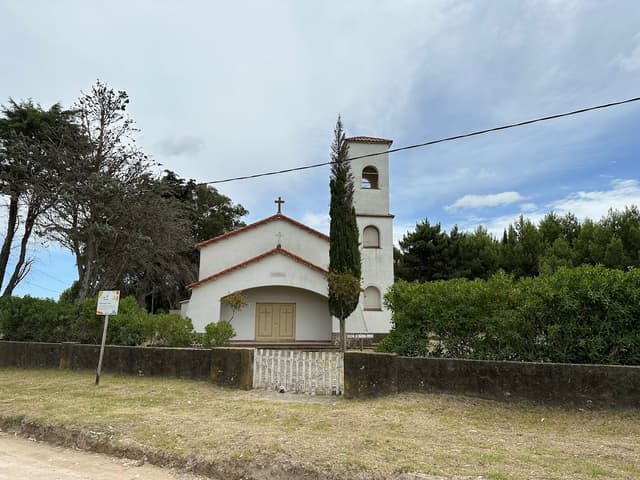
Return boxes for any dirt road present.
[0,433,203,480]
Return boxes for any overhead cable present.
[199,95,640,185]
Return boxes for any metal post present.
[95,314,109,385]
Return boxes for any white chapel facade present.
[183,136,394,343]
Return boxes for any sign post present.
[95,290,120,386]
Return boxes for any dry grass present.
[0,368,638,479]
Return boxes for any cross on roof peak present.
[274,196,285,214]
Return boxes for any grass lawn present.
[0,368,638,479]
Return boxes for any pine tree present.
[328,116,361,352]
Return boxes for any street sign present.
[97,290,120,316]
[95,290,120,386]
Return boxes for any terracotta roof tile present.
[186,246,328,289]
[195,213,329,249]
[345,136,393,145]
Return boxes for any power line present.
[199,95,640,185]
[2,95,639,191]
[32,267,70,286]
[20,279,61,295]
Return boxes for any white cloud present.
[393,221,418,247]
[479,212,546,239]
[301,212,329,234]
[615,46,640,72]
[467,179,640,238]
[520,202,538,212]
[446,192,525,211]
[2,1,640,296]
[613,33,640,72]
[549,179,640,220]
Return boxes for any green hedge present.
[0,295,194,347]
[377,265,640,365]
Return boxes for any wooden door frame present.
[255,302,296,342]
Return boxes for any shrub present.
[528,266,640,364]
[143,313,194,347]
[377,265,640,365]
[203,320,235,347]
[0,295,66,342]
[0,294,196,348]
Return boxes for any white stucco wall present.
[349,142,390,215]
[222,286,331,341]
[186,138,395,338]
[186,251,329,332]
[198,218,328,281]
[179,301,189,317]
[332,293,392,333]
[348,139,394,333]
[359,218,394,279]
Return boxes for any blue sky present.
[2,0,640,299]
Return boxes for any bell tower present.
[345,136,394,334]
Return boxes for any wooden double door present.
[255,303,296,342]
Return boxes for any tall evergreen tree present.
[396,219,451,281]
[328,116,361,352]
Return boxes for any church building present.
[183,136,394,344]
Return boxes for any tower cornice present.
[356,213,395,218]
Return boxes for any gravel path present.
[0,433,203,480]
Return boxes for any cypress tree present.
[328,116,361,352]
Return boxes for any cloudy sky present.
[2,0,640,299]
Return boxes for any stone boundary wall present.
[0,341,253,390]
[5,342,637,406]
[210,347,254,390]
[344,351,640,408]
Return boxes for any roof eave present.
[194,213,329,249]
[187,246,328,289]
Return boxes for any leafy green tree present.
[539,212,567,247]
[0,100,83,296]
[602,206,640,268]
[446,225,465,278]
[395,207,640,282]
[1,84,247,308]
[499,216,541,277]
[328,272,361,351]
[459,226,499,279]
[396,222,499,282]
[573,219,598,265]
[44,82,195,304]
[604,237,625,269]
[539,238,573,274]
[591,223,614,264]
[112,181,195,310]
[44,81,153,299]
[538,212,581,273]
[159,170,247,243]
[328,117,361,352]
[558,212,581,246]
[136,171,248,310]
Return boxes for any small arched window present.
[361,166,379,189]
[363,226,380,248]
[364,286,382,310]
